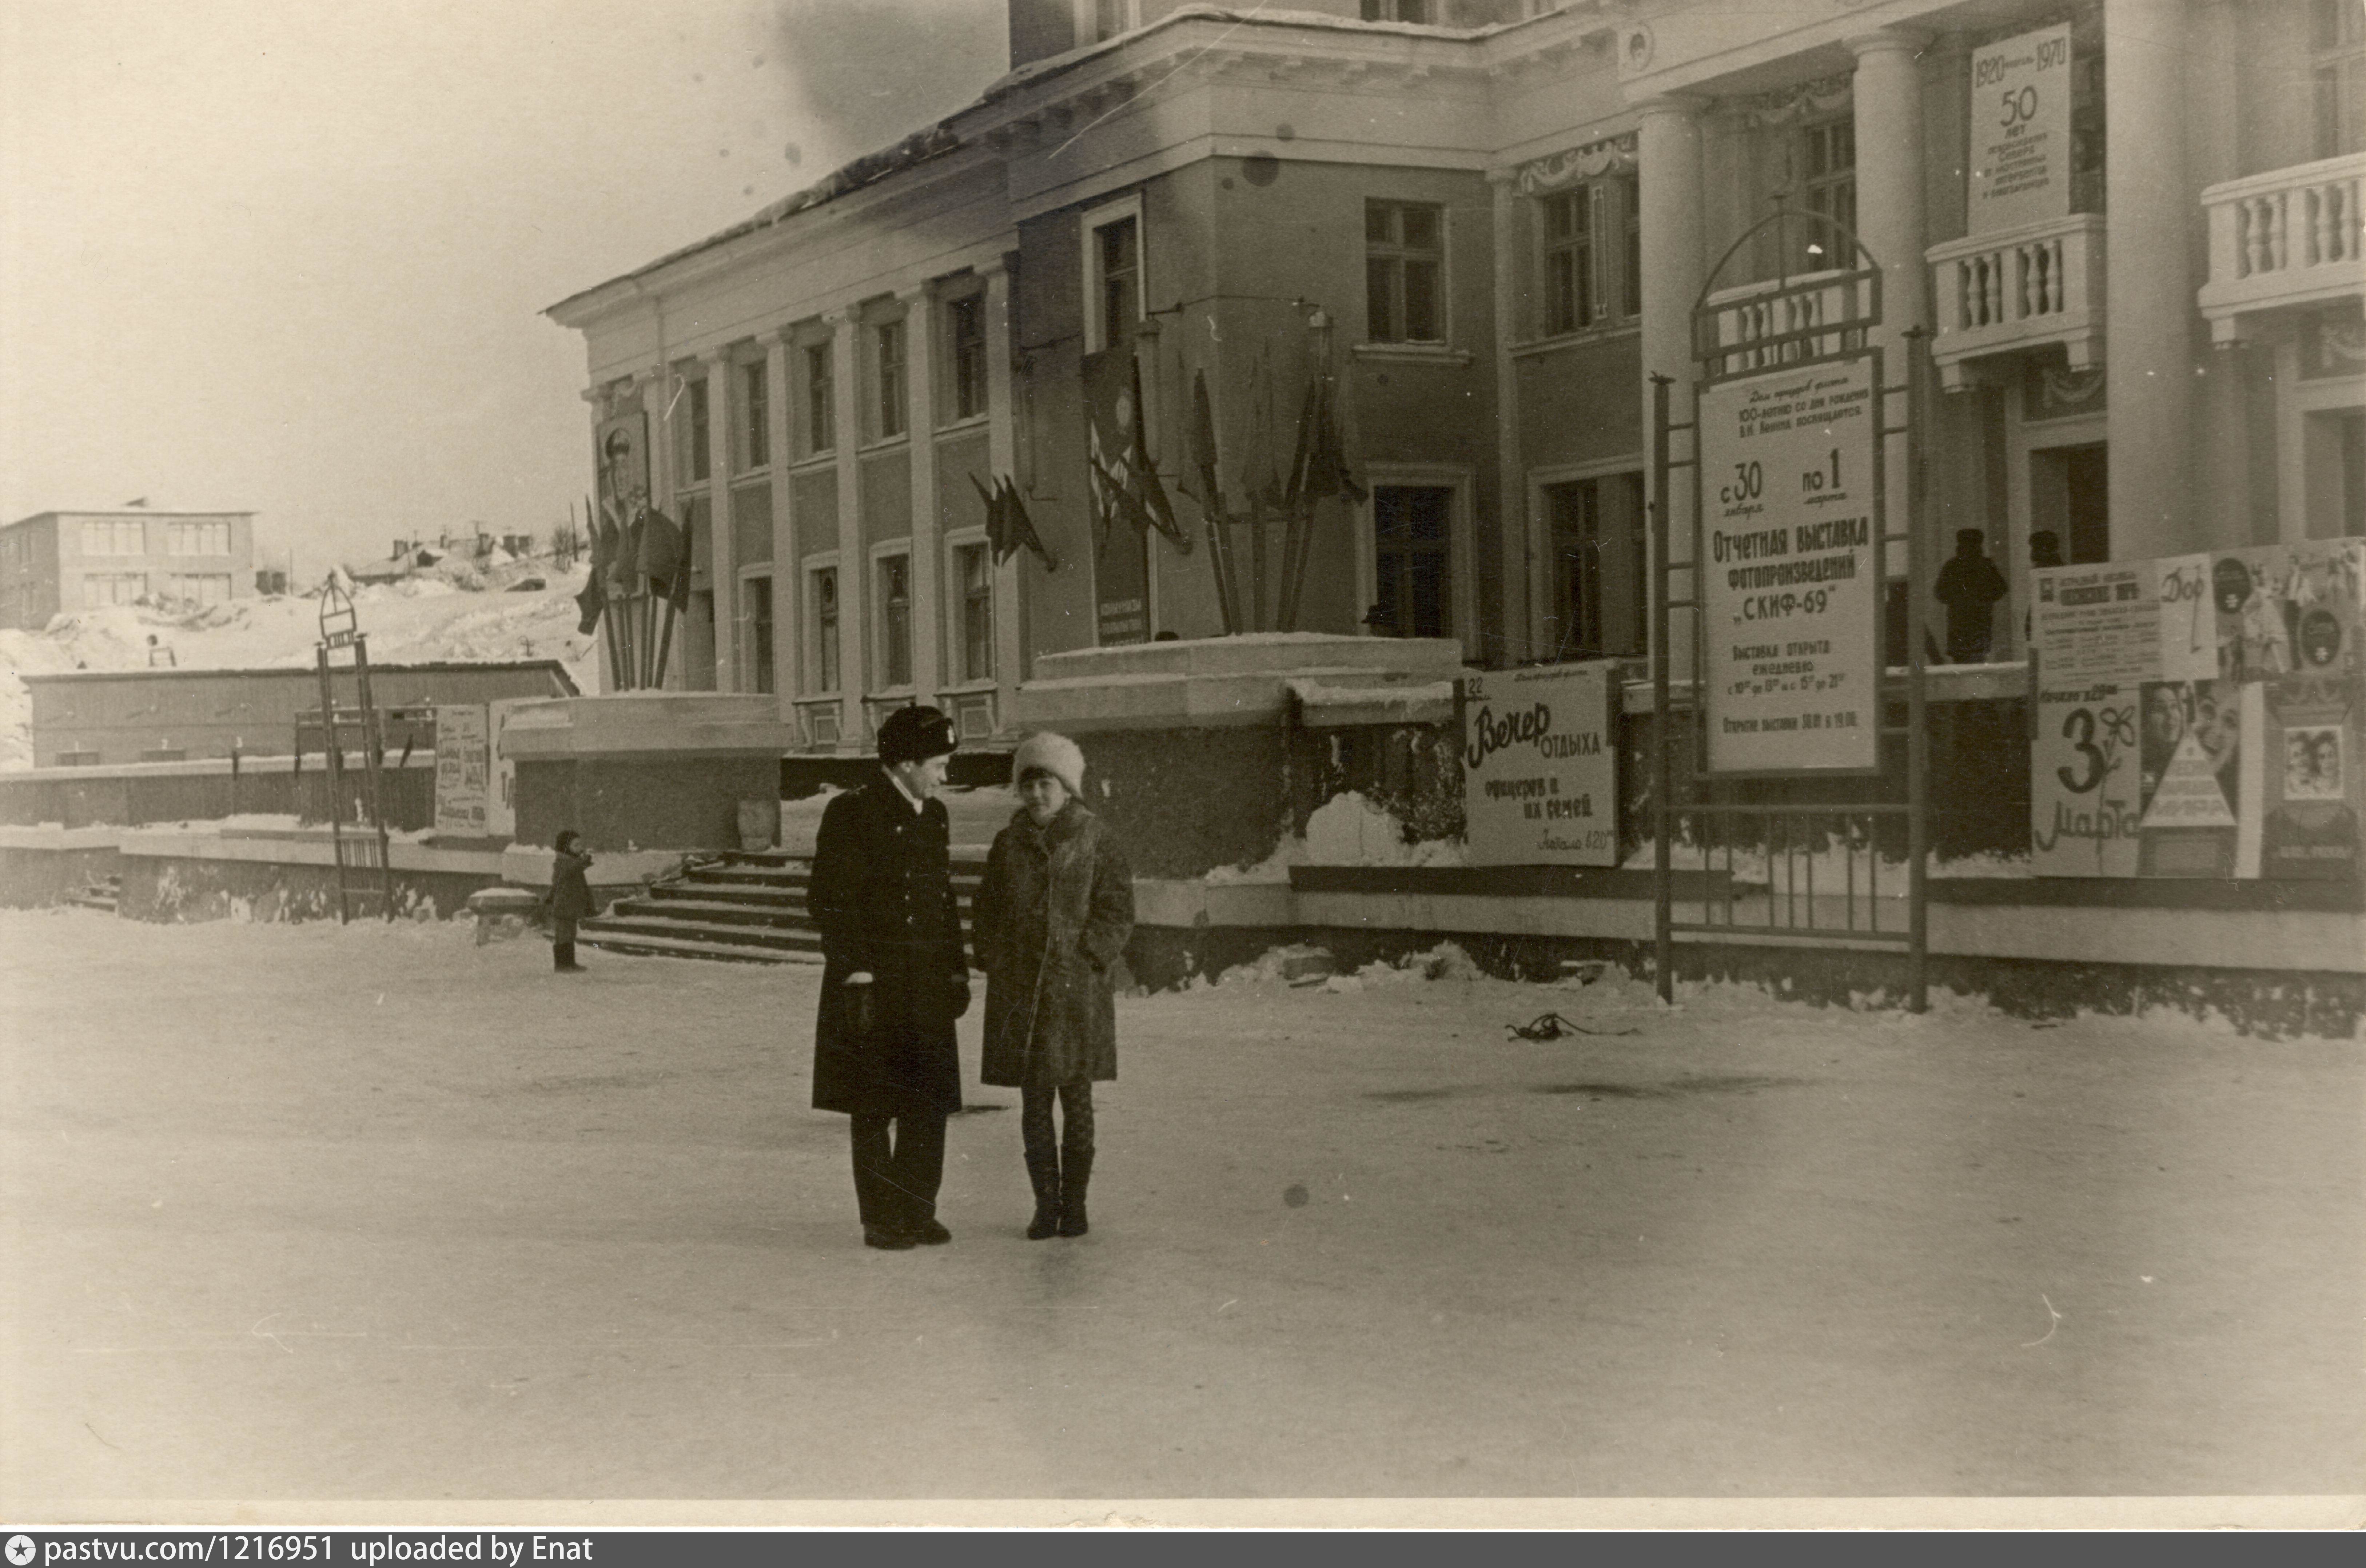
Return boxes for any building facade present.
[0,509,256,631]
[546,0,2365,752]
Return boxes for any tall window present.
[1795,115,1855,271]
[956,542,993,682]
[164,521,232,555]
[1370,486,1452,638]
[1544,473,1646,660]
[745,575,775,694]
[877,554,913,687]
[80,520,146,556]
[1365,200,1444,343]
[872,319,907,440]
[946,292,987,421]
[811,567,840,692]
[676,371,711,484]
[735,358,769,472]
[83,572,147,607]
[1540,174,1642,336]
[1092,214,1141,352]
[1361,0,1432,20]
[804,341,836,457]
[2315,0,2366,159]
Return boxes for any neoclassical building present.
[547,0,2364,752]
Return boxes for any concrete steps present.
[577,848,985,966]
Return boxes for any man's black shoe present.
[905,1219,952,1245]
[863,1227,916,1250]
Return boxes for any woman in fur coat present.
[973,732,1134,1238]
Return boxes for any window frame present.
[2313,0,2366,159]
[79,519,147,557]
[871,544,915,691]
[866,314,908,444]
[732,350,771,474]
[1364,198,1448,346]
[1533,463,1648,662]
[804,556,843,696]
[943,526,995,687]
[738,567,776,695]
[81,571,148,608]
[941,286,989,427]
[1080,195,1147,355]
[672,365,713,489]
[1361,0,1433,20]
[796,333,837,462]
[1083,0,1137,43]
[1355,463,1479,660]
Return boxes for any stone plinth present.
[501,693,797,852]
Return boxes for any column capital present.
[1485,165,1521,187]
[1631,91,1706,122]
[1844,27,1931,60]
[823,305,861,329]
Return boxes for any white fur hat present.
[1012,731,1086,797]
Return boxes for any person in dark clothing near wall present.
[808,705,971,1251]
[549,830,593,973]
[1935,528,2010,664]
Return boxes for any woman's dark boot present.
[1056,1149,1093,1237]
[1024,1145,1062,1240]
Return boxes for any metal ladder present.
[312,584,394,923]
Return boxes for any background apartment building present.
[547,0,2364,747]
[0,508,256,631]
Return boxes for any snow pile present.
[1206,790,1465,884]
[1620,835,2033,883]
[0,566,600,769]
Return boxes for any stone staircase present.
[577,849,987,965]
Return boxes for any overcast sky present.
[0,0,1005,580]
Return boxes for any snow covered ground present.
[0,560,600,769]
[2,909,2358,1517]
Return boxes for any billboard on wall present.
[2031,540,2365,880]
[1461,661,1619,867]
[1968,23,2073,234]
[1697,351,1884,774]
[433,703,492,836]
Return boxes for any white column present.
[1487,166,1534,663]
[701,354,734,692]
[830,308,867,745]
[2104,0,2196,561]
[984,259,1024,721]
[766,335,796,709]
[1636,94,1705,669]
[1848,28,1931,574]
[902,286,940,709]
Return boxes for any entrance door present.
[1370,485,1453,638]
[2030,441,2109,565]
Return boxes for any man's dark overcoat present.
[549,849,595,922]
[974,800,1134,1088]
[808,776,966,1118]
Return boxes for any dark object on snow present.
[507,576,546,593]
[1508,1012,1638,1041]
[550,831,594,971]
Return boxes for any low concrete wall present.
[0,831,123,907]
[500,693,798,851]
[0,756,438,831]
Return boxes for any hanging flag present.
[971,473,1059,572]
[1125,355,1189,552]
[1305,377,1366,506]
[638,506,692,610]
[575,522,609,636]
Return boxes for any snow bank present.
[1205,790,1465,884]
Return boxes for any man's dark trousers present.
[849,1113,947,1234]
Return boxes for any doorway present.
[1369,485,1453,639]
[1542,471,1646,661]
[2031,442,2110,565]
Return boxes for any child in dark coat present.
[974,732,1134,1239]
[550,830,593,972]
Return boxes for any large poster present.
[594,409,650,520]
[1084,348,1151,646]
[433,703,491,836]
[2031,541,2365,879]
[1461,662,1619,867]
[1968,24,2073,235]
[1697,352,1883,773]
[486,697,526,840]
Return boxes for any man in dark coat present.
[808,705,971,1250]
[1934,528,2009,664]
[549,831,593,973]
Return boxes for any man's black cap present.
[878,704,958,767]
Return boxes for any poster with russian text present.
[2031,541,2364,879]
[1698,353,1882,773]
[1968,23,2072,235]
[1461,662,1618,867]
[433,703,491,836]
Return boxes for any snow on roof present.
[549,4,1529,316]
